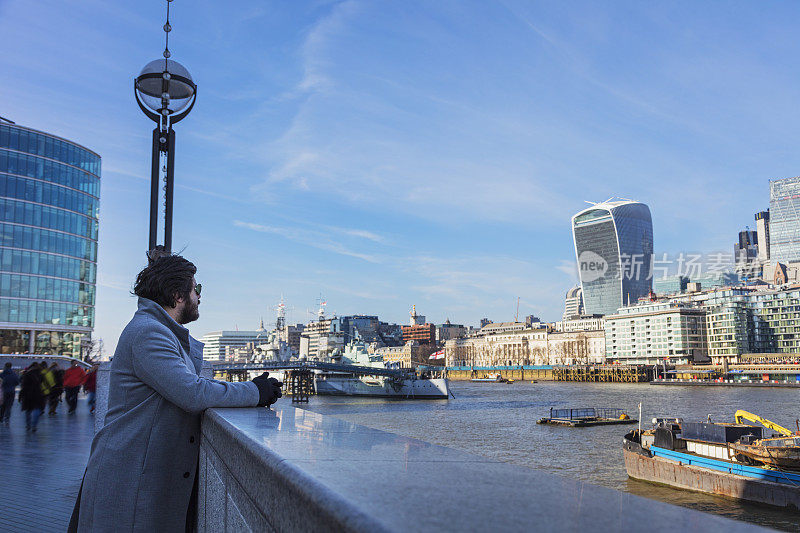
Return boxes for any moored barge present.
[539,407,636,427]
[623,416,800,510]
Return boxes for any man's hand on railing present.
[252,372,283,407]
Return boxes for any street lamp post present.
[133,0,196,255]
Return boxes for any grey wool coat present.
[74,298,260,532]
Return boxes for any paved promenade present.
[0,397,93,532]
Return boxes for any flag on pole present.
[429,350,445,360]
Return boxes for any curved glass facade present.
[573,200,653,316]
[769,177,800,264]
[0,123,99,356]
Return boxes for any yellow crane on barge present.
[734,410,794,436]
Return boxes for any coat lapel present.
[188,337,205,375]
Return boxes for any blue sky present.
[2,1,800,354]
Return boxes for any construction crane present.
[734,410,794,436]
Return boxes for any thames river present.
[305,381,800,531]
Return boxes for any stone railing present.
[197,406,762,532]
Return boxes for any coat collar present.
[136,297,191,353]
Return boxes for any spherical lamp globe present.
[134,59,196,122]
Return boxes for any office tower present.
[562,286,584,319]
[436,320,467,343]
[572,199,653,316]
[734,229,759,279]
[653,275,688,296]
[755,211,770,262]
[200,329,268,360]
[734,229,758,263]
[688,272,739,290]
[0,120,100,356]
[769,177,800,264]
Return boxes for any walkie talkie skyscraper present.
[769,177,800,265]
[572,199,653,316]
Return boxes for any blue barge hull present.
[624,432,800,510]
[649,446,800,486]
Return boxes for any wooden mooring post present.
[288,369,314,403]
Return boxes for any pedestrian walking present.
[63,362,86,414]
[0,363,20,424]
[19,364,45,432]
[83,365,97,414]
[69,253,282,532]
[48,362,64,415]
[39,361,55,400]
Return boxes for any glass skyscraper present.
[0,121,100,356]
[769,177,800,264]
[572,199,653,316]
[653,275,688,296]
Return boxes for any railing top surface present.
[202,405,765,532]
[0,354,91,369]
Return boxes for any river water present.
[304,381,800,531]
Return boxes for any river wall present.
[447,365,651,382]
[447,367,553,381]
[92,368,767,530]
[196,405,763,532]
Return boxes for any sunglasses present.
[194,283,202,296]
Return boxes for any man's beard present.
[178,299,199,324]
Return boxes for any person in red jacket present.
[63,362,86,414]
[83,364,98,413]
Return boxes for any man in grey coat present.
[70,254,282,532]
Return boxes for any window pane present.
[18,131,28,153]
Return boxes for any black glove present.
[252,372,283,407]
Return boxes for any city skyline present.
[4,1,800,353]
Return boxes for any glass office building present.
[689,272,739,290]
[572,200,653,316]
[0,121,100,356]
[769,177,800,264]
[653,275,688,296]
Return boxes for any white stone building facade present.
[445,328,605,367]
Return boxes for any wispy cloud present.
[556,260,578,281]
[396,248,569,321]
[101,165,253,205]
[95,273,132,293]
[177,184,252,205]
[248,1,581,226]
[233,220,383,263]
[325,225,385,243]
[296,0,359,95]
